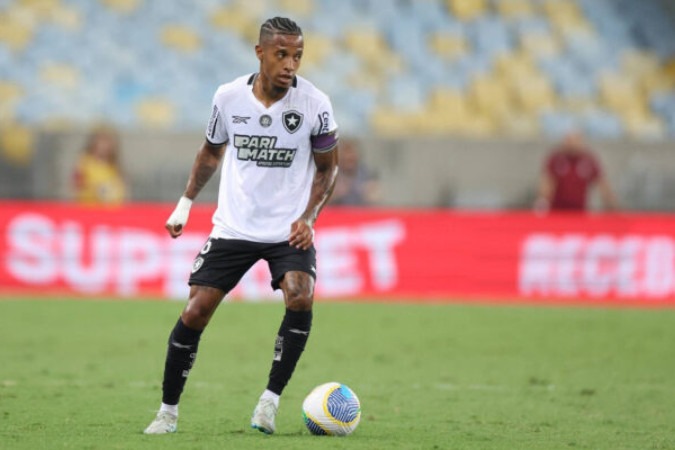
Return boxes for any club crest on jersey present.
[282,110,303,134]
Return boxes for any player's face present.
[256,33,303,90]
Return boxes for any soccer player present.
[534,131,618,212]
[144,17,339,435]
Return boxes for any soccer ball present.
[302,382,361,436]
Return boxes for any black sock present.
[266,309,312,395]
[162,318,203,405]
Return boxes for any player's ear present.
[255,44,263,62]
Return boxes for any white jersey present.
[205,73,338,243]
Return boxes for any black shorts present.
[188,238,316,293]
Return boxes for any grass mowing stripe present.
[0,299,673,449]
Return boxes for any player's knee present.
[281,272,314,311]
[181,300,214,329]
[284,285,313,311]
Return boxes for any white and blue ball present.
[302,382,361,436]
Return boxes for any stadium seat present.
[519,31,560,58]
[446,0,487,21]
[40,62,80,90]
[513,73,556,114]
[0,7,36,51]
[494,0,535,19]
[0,81,23,122]
[623,110,667,141]
[467,75,513,121]
[100,0,141,14]
[0,122,34,165]
[135,97,176,129]
[210,6,259,43]
[429,32,467,61]
[278,0,314,18]
[598,73,645,114]
[160,25,202,53]
[0,0,671,139]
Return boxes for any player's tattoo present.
[184,141,225,199]
[301,150,338,225]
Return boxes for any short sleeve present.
[310,97,339,153]
[205,92,228,145]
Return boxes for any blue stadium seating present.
[0,0,673,139]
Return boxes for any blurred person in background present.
[534,131,618,213]
[144,17,339,436]
[72,125,127,204]
[329,138,380,206]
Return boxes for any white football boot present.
[143,411,178,434]
[251,398,278,434]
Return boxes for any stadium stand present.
[0,0,673,139]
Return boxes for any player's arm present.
[289,147,338,250]
[165,140,226,238]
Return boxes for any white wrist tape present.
[166,196,193,228]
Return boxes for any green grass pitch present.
[0,298,673,449]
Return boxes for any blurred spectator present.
[534,131,618,213]
[330,138,380,206]
[72,126,127,204]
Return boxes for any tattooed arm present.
[184,140,226,200]
[166,140,226,238]
[289,147,339,250]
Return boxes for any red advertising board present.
[1,201,674,306]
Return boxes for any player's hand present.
[289,218,314,250]
[165,196,193,238]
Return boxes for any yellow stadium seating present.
[0,123,35,165]
[599,73,645,113]
[40,63,80,90]
[100,0,140,14]
[494,0,535,19]
[512,74,556,113]
[0,9,35,51]
[468,75,514,120]
[623,110,666,140]
[135,98,176,129]
[0,81,23,123]
[344,28,404,74]
[447,0,487,21]
[211,7,259,43]
[299,32,334,70]
[161,25,202,53]
[519,32,561,58]
[279,0,314,17]
[429,32,467,60]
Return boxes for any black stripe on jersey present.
[210,115,218,140]
[292,76,297,88]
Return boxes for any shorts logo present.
[282,110,303,134]
[192,257,204,273]
[200,240,212,254]
[259,114,272,127]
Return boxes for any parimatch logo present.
[233,134,296,167]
